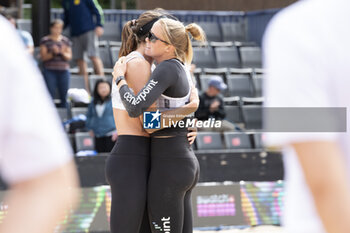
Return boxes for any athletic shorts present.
[72,30,99,60]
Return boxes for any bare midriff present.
[114,109,149,137]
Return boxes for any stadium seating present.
[198,74,210,91]
[254,68,265,78]
[197,22,222,42]
[220,21,246,42]
[223,132,252,149]
[203,67,228,77]
[241,105,263,130]
[210,41,234,48]
[226,72,254,97]
[241,97,264,105]
[224,105,243,124]
[196,132,225,150]
[192,47,216,68]
[75,132,95,152]
[214,46,240,68]
[110,46,120,64]
[99,21,121,42]
[98,47,113,72]
[69,75,86,89]
[71,107,88,118]
[239,46,262,68]
[252,133,265,149]
[67,133,76,151]
[252,68,265,97]
[252,75,263,97]
[223,96,240,105]
[57,107,69,122]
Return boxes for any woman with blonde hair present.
[114,18,206,233]
[106,11,199,233]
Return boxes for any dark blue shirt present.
[62,0,104,37]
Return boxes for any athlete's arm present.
[292,141,350,233]
[161,84,199,119]
[143,85,199,134]
[114,60,177,117]
[124,57,155,130]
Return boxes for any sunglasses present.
[147,32,170,45]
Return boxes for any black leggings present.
[148,136,200,233]
[105,135,152,233]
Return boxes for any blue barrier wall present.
[246,9,279,46]
[52,8,279,46]
[51,8,244,23]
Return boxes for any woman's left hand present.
[187,126,198,145]
[189,85,200,109]
[112,56,127,82]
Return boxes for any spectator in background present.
[195,76,236,131]
[5,14,34,55]
[40,19,72,108]
[62,0,105,93]
[86,79,117,153]
[0,15,79,233]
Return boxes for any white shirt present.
[0,16,73,184]
[263,0,350,232]
[95,103,106,118]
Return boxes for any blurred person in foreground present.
[263,0,350,232]
[0,15,79,233]
[195,76,235,131]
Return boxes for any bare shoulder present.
[126,57,151,81]
[127,57,151,71]
[125,57,152,92]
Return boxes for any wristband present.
[115,76,125,86]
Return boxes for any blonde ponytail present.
[185,23,206,64]
[185,23,206,42]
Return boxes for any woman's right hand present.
[187,127,198,145]
[112,56,127,83]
